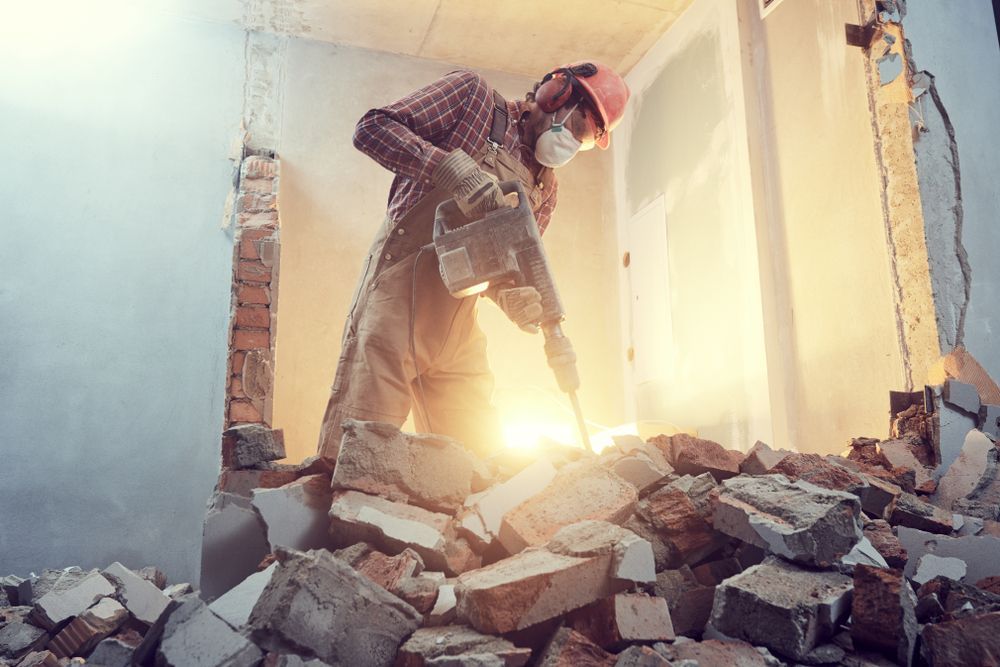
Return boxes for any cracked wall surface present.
[903,0,1000,382]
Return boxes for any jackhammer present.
[432,180,593,452]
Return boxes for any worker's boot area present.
[4,351,1000,666]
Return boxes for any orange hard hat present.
[535,61,630,149]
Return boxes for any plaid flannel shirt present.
[352,70,558,234]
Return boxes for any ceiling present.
[165,0,694,78]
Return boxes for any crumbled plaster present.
[909,69,970,351]
[241,0,310,36]
[242,30,287,153]
[858,0,941,388]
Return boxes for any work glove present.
[487,285,543,334]
[432,149,506,220]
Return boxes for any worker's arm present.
[353,70,486,185]
[534,177,558,235]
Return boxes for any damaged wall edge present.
[857,0,941,389]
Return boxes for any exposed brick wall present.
[225,154,280,428]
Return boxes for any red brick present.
[235,306,270,330]
[230,351,247,375]
[241,156,277,180]
[240,236,260,260]
[233,330,269,351]
[238,191,276,214]
[237,260,272,284]
[229,376,246,399]
[229,400,262,423]
[237,284,271,306]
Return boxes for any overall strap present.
[489,90,508,148]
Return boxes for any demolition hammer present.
[432,180,593,452]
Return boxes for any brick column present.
[226,154,280,427]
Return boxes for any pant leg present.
[316,254,419,461]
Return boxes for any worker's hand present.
[432,149,506,219]
[490,286,543,334]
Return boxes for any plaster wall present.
[904,0,1000,381]
[271,41,623,461]
[737,0,906,451]
[0,15,244,584]
[612,0,772,450]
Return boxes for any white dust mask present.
[534,105,582,168]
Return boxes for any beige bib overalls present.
[317,95,551,461]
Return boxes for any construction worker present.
[317,62,629,462]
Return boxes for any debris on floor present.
[4,374,1000,667]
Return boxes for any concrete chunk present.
[498,462,637,554]
[943,379,981,414]
[328,490,476,576]
[913,554,967,584]
[252,474,333,552]
[83,634,138,667]
[608,452,672,495]
[980,404,1000,439]
[933,429,995,510]
[332,420,487,513]
[709,557,853,661]
[31,570,115,630]
[208,562,277,631]
[222,423,286,469]
[427,584,457,626]
[712,474,862,567]
[455,523,649,634]
[101,562,170,627]
[396,626,531,667]
[566,594,674,649]
[898,526,1000,583]
[653,568,714,638]
[200,491,270,602]
[217,468,298,498]
[157,594,262,667]
[0,619,46,660]
[928,384,978,477]
[739,441,790,475]
[851,564,917,666]
[248,548,421,667]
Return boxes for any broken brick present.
[498,461,637,554]
[455,522,651,634]
[658,638,778,666]
[770,452,868,496]
[634,487,719,568]
[31,570,115,630]
[887,492,953,534]
[331,419,487,513]
[47,597,127,658]
[651,433,739,481]
[921,611,1000,666]
[536,628,615,667]
[328,490,476,576]
[566,594,674,649]
[863,519,908,568]
[851,564,917,666]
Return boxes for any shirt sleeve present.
[535,176,558,235]
[352,70,485,184]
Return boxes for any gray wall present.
[905,0,1000,380]
[0,16,244,585]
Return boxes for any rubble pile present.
[4,351,1000,666]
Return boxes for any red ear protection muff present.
[535,63,600,112]
[535,71,573,112]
